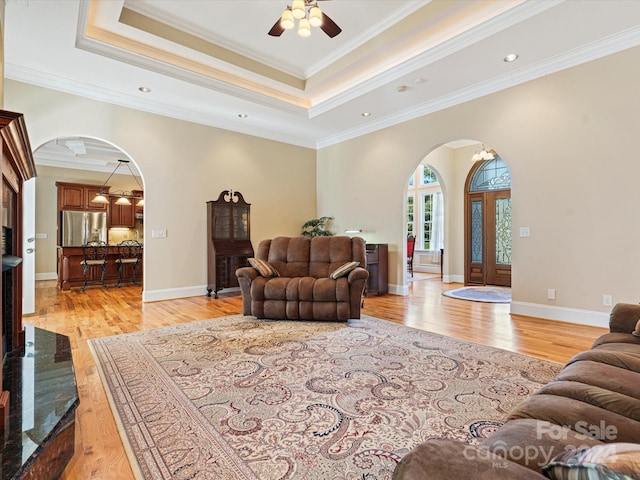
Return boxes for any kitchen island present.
[57,245,143,291]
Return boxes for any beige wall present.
[319,46,640,325]
[5,80,317,300]
[6,45,640,324]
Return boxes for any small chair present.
[115,240,142,287]
[81,241,108,291]
[407,235,416,277]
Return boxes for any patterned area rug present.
[89,314,559,480]
[443,286,512,303]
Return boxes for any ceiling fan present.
[268,0,342,38]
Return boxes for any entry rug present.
[443,286,512,303]
[89,314,560,480]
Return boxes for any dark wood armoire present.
[206,190,254,298]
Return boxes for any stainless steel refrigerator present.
[60,211,108,246]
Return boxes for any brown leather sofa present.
[236,236,369,321]
[392,303,640,479]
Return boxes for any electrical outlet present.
[151,229,167,239]
[547,289,556,300]
[519,227,531,237]
[603,294,613,307]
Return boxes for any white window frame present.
[407,164,443,272]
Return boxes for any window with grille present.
[407,165,443,252]
[407,195,414,237]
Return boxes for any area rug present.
[89,314,559,480]
[443,286,512,303]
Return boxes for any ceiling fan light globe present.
[309,6,322,27]
[298,18,311,37]
[292,0,305,19]
[280,9,294,30]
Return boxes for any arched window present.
[469,156,511,192]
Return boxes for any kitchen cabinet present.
[56,182,109,211]
[109,197,135,227]
[206,190,254,298]
[365,243,388,296]
[133,190,144,217]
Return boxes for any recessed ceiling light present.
[397,85,408,93]
[503,53,519,63]
[238,114,248,118]
[361,112,371,117]
[138,86,151,93]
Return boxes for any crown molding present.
[8,16,639,152]
[315,24,640,148]
[303,0,428,78]
[4,64,317,149]
[309,0,559,118]
[123,0,428,81]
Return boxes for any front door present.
[465,156,512,287]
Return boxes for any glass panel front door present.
[495,197,512,266]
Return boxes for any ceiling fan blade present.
[320,12,342,38]
[268,19,285,36]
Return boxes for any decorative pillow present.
[248,258,279,278]
[330,261,360,279]
[542,443,640,480]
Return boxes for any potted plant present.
[301,216,334,237]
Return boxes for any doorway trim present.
[464,156,512,287]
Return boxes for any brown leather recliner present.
[392,303,640,479]
[236,236,369,321]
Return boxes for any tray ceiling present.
[5,0,640,153]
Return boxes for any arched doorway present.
[464,153,512,286]
[30,136,145,295]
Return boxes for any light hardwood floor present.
[26,276,607,480]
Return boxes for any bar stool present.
[81,241,108,291]
[115,240,142,287]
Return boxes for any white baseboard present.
[442,274,464,283]
[140,283,609,328]
[142,285,240,302]
[510,301,609,328]
[36,272,58,281]
[389,283,408,296]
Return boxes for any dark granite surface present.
[1,326,79,479]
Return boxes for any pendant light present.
[92,159,144,205]
[471,145,495,162]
